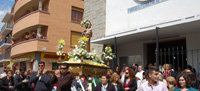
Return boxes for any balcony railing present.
[13,35,47,46]
[0,37,12,47]
[0,55,3,60]
[1,23,12,32]
[14,9,49,24]
[0,51,11,60]
[4,51,11,59]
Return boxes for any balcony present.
[0,51,11,63]
[14,0,49,14]
[14,0,32,14]
[11,26,48,57]
[1,23,12,36]
[14,0,49,22]
[13,10,49,36]
[11,38,48,57]
[13,25,48,44]
[0,36,12,49]
[2,13,13,23]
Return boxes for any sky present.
[0,0,15,29]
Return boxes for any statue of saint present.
[81,20,92,38]
[81,20,92,52]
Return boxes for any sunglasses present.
[125,72,129,74]
[39,65,44,67]
[60,68,67,70]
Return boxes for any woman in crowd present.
[120,65,128,85]
[162,64,171,79]
[116,66,121,75]
[107,69,114,77]
[0,70,14,91]
[110,73,124,91]
[184,72,200,89]
[166,76,177,91]
[124,68,137,91]
[174,73,198,91]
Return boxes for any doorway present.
[146,38,187,70]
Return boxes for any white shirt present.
[121,72,125,84]
[138,81,168,91]
[101,83,108,91]
[136,70,144,87]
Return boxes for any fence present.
[158,46,200,77]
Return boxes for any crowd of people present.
[0,62,199,91]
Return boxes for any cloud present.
[0,9,11,29]
[0,0,14,29]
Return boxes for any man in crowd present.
[136,65,144,88]
[29,61,51,91]
[95,74,115,91]
[0,70,14,91]
[57,63,73,91]
[132,64,138,73]
[14,68,29,91]
[138,66,168,91]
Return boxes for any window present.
[71,7,83,24]
[71,31,82,47]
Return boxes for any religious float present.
[56,20,115,77]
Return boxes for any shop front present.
[41,52,68,71]
[12,53,35,71]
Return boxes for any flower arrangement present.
[87,50,104,64]
[79,36,89,49]
[68,45,88,61]
[103,45,115,60]
[56,39,65,56]
[67,37,107,67]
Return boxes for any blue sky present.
[0,0,15,28]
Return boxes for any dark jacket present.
[191,79,200,89]
[0,76,14,91]
[124,78,137,91]
[14,74,29,91]
[29,72,51,91]
[95,82,116,91]
[56,72,73,91]
[116,82,124,91]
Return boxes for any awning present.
[91,14,200,45]
[12,53,35,62]
[44,59,66,63]
[41,52,68,63]
[13,57,35,62]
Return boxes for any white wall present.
[106,0,200,36]
[116,31,200,73]
[117,41,144,66]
